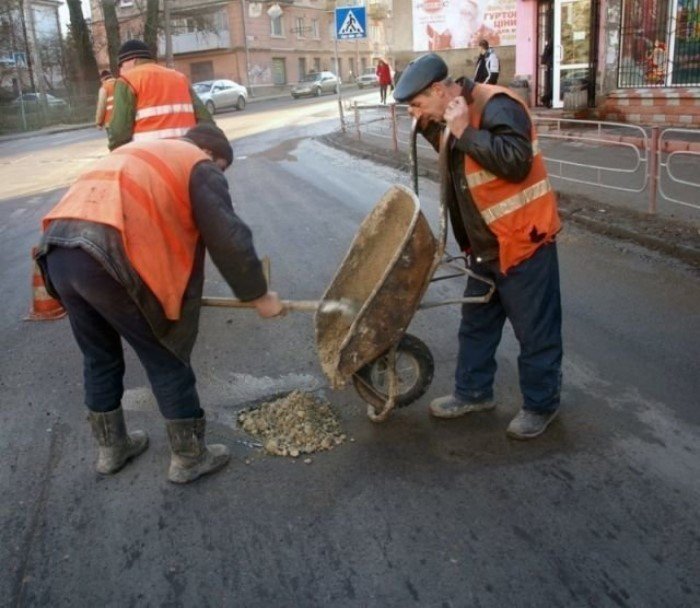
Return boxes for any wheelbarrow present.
[203,122,494,422]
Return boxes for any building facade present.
[515,0,700,125]
[89,0,393,93]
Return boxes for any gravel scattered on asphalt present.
[238,390,346,457]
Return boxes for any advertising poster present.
[412,0,517,51]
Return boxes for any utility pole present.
[164,0,173,67]
[241,0,253,97]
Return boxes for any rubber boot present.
[166,417,230,484]
[88,406,149,474]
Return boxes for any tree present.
[143,0,159,59]
[65,0,98,94]
[101,0,121,74]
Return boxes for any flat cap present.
[393,53,448,102]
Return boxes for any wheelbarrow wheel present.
[352,334,434,410]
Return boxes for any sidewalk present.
[322,129,700,269]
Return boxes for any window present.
[298,57,306,79]
[311,18,319,39]
[313,57,321,72]
[271,14,283,37]
[619,0,700,87]
[295,17,305,38]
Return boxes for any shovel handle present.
[201,297,319,313]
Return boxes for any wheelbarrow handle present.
[201,297,319,312]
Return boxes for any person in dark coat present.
[36,124,284,483]
[394,53,563,440]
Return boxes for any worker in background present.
[394,53,562,440]
[35,124,284,483]
[474,39,500,84]
[95,69,116,130]
[108,39,213,151]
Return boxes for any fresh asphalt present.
[1,91,698,607]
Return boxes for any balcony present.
[158,30,231,56]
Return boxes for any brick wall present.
[598,88,700,127]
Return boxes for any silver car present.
[193,79,248,115]
[291,71,339,99]
[355,68,379,89]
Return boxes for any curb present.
[321,132,700,269]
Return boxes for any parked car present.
[355,68,379,89]
[11,92,68,108]
[193,79,248,115]
[290,71,339,99]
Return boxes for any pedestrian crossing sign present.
[335,6,366,40]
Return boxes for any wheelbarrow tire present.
[352,334,434,410]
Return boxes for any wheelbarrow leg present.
[365,344,399,423]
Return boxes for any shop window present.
[619,0,700,86]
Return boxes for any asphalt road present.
[1,92,699,607]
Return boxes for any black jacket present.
[420,79,534,260]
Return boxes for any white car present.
[355,68,379,89]
[193,79,248,115]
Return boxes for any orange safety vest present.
[120,63,196,141]
[464,84,560,273]
[102,77,116,126]
[42,139,209,320]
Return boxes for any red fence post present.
[648,126,660,214]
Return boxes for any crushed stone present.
[238,390,345,457]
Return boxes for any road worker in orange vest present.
[107,39,213,151]
[95,69,116,129]
[35,124,284,484]
[394,53,563,440]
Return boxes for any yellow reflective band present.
[480,178,552,224]
[466,140,541,189]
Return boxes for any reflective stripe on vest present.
[42,139,209,320]
[120,63,196,138]
[133,127,191,141]
[135,103,194,121]
[464,83,560,273]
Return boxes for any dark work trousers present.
[454,242,563,413]
[46,247,203,420]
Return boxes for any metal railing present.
[345,102,700,215]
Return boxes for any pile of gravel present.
[238,390,346,458]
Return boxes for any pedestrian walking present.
[394,53,563,440]
[474,40,500,84]
[95,69,116,130]
[376,59,392,104]
[35,124,284,482]
[108,39,213,151]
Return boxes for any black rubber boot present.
[166,417,230,484]
[88,406,149,474]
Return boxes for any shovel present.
[201,297,358,318]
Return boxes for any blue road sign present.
[335,6,366,40]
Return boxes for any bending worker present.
[35,124,283,483]
[394,53,562,440]
[108,39,213,151]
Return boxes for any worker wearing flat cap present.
[36,124,283,484]
[395,53,563,440]
[108,39,213,151]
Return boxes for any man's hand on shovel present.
[251,291,285,318]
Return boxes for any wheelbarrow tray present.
[316,185,437,388]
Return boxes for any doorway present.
[544,0,597,108]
